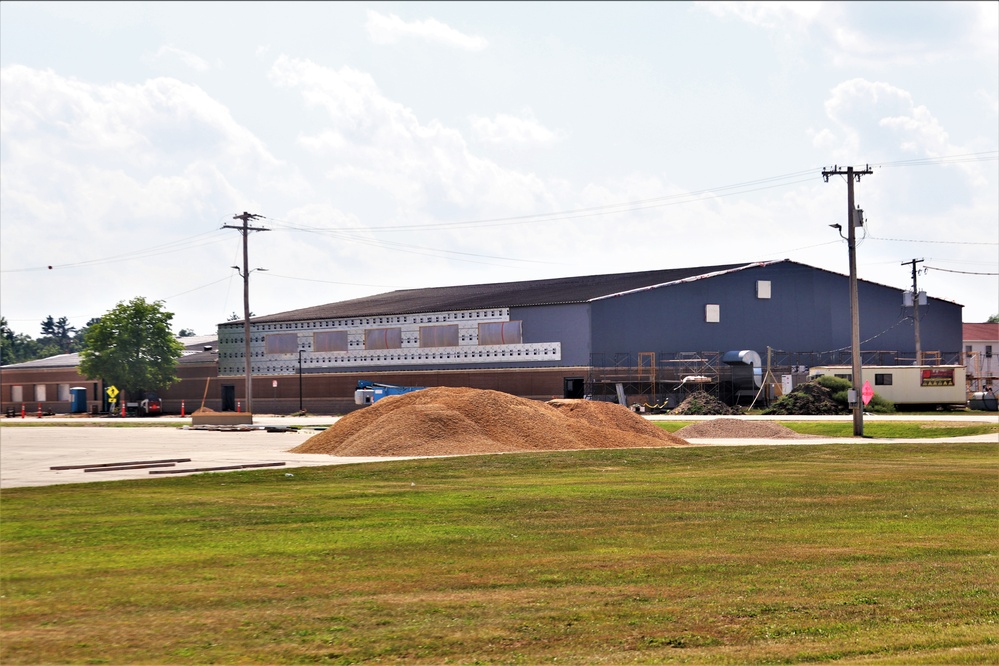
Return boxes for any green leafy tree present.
[178,328,196,337]
[78,298,185,401]
[987,314,999,324]
[75,318,101,348]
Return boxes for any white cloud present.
[267,56,549,214]
[699,1,995,67]
[365,10,488,51]
[696,1,822,31]
[468,111,563,148]
[145,45,212,72]
[0,63,304,261]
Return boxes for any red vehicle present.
[138,392,162,416]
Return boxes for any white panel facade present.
[218,307,562,376]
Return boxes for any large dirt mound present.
[292,387,689,457]
[674,418,818,439]
[670,391,741,415]
[763,382,847,416]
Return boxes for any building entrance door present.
[221,384,236,412]
[563,376,585,399]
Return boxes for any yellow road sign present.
[106,386,119,400]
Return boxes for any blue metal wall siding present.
[588,264,961,356]
[512,303,591,366]
[587,265,817,354]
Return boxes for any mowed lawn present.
[1,442,997,664]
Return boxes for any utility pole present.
[823,164,873,437]
[223,212,269,416]
[902,258,924,365]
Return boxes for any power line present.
[867,234,998,246]
[924,265,999,276]
[263,171,820,234]
[0,230,232,273]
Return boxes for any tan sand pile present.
[674,418,817,439]
[292,387,689,457]
[192,407,216,414]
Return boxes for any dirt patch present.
[191,407,216,414]
[292,387,689,457]
[674,418,819,439]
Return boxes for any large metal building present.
[216,259,963,413]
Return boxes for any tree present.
[75,318,101,347]
[0,317,59,365]
[988,314,999,324]
[178,328,197,337]
[40,315,77,353]
[78,298,185,401]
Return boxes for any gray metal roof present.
[1,337,219,370]
[244,261,762,324]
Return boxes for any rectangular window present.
[11,385,23,403]
[265,333,298,354]
[705,304,720,323]
[478,321,523,345]
[314,330,348,353]
[34,385,47,402]
[987,345,993,358]
[58,384,71,401]
[420,324,459,348]
[365,327,402,350]
[756,280,771,299]
[874,373,893,386]
[965,345,973,353]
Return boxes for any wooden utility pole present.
[902,258,924,365]
[223,212,269,416]
[823,165,873,437]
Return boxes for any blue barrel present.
[70,387,87,414]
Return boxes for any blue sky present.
[1,1,997,341]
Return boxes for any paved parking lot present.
[1,414,995,489]
[0,417,420,488]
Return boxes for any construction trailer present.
[808,365,967,409]
[354,381,425,406]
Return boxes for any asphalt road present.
[1,413,996,489]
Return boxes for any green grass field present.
[2,443,997,664]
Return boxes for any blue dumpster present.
[70,387,87,414]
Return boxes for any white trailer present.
[808,365,967,408]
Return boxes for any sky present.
[1,1,997,342]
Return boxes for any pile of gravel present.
[674,418,818,439]
[292,387,689,457]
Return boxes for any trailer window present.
[875,373,893,386]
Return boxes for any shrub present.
[867,393,896,414]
